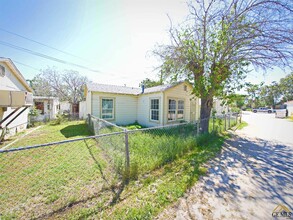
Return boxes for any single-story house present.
[32,96,60,121]
[84,81,200,127]
[284,100,293,116]
[0,58,33,138]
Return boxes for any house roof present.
[0,57,33,92]
[86,81,188,95]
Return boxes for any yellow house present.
[84,81,200,127]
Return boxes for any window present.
[168,99,176,121]
[101,98,114,119]
[168,99,185,121]
[150,99,159,121]
[35,102,44,114]
[177,100,184,120]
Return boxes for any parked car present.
[252,107,274,113]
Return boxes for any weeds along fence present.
[0,133,126,219]
[0,113,240,219]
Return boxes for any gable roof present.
[86,81,189,95]
[0,57,33,92]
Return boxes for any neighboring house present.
[33,96,60,121]
[0,58,33,137]
[213,98,229,115]
[60,101,71,113]
[284,100,293,116]
[84,81,200,127]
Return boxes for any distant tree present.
[139,78,163,88]
[279,73,293,102]
[30,75,53,97]
[225,94,247,110]
[154,0,293,133]
[259,82,281,107]
[246,83,264,108]
[31,67,88,104]
[62,70,88,104]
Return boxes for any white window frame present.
[101,98,115,120]
[167,98,185,122]
[150,98,160,122]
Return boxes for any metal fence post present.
[96,118,100,135]
[125,129,130,182]
[224,114,227,131]
[228,113,231,129]
[197,119,200,135]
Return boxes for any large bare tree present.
[154,0,293,133]
[32,67,88,104]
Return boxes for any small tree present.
[139,78,163,88]
[154,0,293,133]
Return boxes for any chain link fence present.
[0,113,241,219]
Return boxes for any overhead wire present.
[0,40,101,73]
[0,27,93,64]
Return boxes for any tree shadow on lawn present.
[60,124,91,138]
[198,134,293,213]
[35,139,125,220]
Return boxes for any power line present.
[0,40,101,73]
[0,27,93,64]
[12,60,40,71]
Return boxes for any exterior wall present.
[86,91,92,115]
[33,98,60,121]
[0,62,30,135]
[79,101,86,119]
[60,101,71,113]
[285,101,293,116]
[137,92,164,127]
[163,83,196,124]
[91,92,138,125]
[0,62,27,91]
[213,99,229,115]
[1,107,29,135]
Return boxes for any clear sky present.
[0,0,290,88]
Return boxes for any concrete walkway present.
[157,115,293,219]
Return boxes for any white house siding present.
[91,92,137,125]
[285,101,293,116]
[86,91,92,115]
[137,92,164,127]
[2,107,29,135]
[163,83,195,124]
[0,62,27,92]
[60,101,71,113]
[79,101,86,119]
[0,62,30,134]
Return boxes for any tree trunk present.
[200,97,213,134]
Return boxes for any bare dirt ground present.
[157,112,293,219]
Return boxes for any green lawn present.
[2,120,91,149]
[0,121,225,219]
